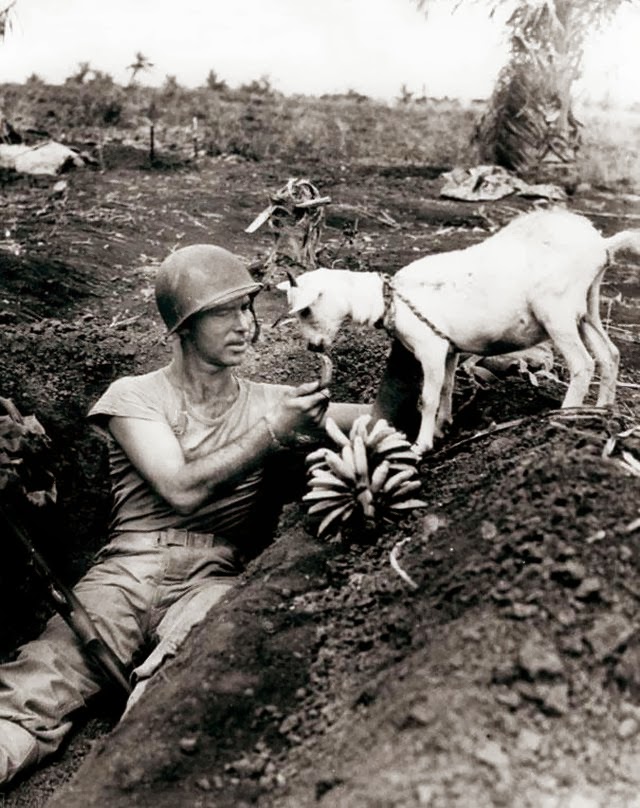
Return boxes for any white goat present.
[277,208,640,455]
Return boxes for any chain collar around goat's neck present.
[376,272,459,351]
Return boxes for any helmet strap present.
[250,301,260,343]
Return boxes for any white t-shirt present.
[88,367,292,545]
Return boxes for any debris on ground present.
[246,177,331,285]
[440,165,566,203]
[0,141,89,175]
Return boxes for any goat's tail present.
[604,229,640,260]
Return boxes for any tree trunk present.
[474,0,583,189]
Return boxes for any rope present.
[378,273,460,352]
[378,272,395,329]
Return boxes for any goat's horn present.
[286,271,298,287]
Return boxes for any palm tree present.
[0,0,15,40]
[127,52,154,86]
[205,69,228,92]
[162,74,180,96]
[69,61,92,84]
[415,0,635,179]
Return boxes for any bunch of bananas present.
[303,414,426,539]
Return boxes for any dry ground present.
[1,147,640,807]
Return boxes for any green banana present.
[308,470,351,490]
[383,450,419,465]
[304,412,426,540]
[382,468,416,495]
[356,487,375,519]
[317,501,354,537]
[324,448,357,482]
[389,479,422,500]
[340,443,357,475]
[318,354,334,388]
[305,447,329,465]
[303,488,351,502]
[389,498,427,510]
[374,435,413,457]
[352,435,369,486]
[369,459,390,494]
[364,418,396,447]
[307,461,328,476]
[325,416,350,448]
[307,497,351,516]
[349,413,372,441]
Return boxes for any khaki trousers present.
[0,533,237,785]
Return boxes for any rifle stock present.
[2,507,132,697]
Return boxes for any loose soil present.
[1,149,640,808]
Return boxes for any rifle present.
[1,506,132,697]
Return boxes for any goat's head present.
[276,269,351,352]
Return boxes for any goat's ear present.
[289,287,320,314]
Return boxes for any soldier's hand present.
[268,381,330,442]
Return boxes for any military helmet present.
[155,244,262,334]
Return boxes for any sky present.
[0,0,639,105]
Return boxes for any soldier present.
[0,244,368,785]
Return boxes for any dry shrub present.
[576,102,640,190]
[0,81,477,166]
[1,79,639,190]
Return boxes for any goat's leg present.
[583,278,620,406]
[543,320,595,407]
[579,318,619,406]
[434,352,459,438]
[372,339,422,441]
[411,344,449,456]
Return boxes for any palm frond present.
[0,0,16,40]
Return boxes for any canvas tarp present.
[440,165,566,203]
[0,141,86,176]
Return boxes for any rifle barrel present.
[1,506,132,696]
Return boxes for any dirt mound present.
[0,156,639,808]
[39,386,640,808]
